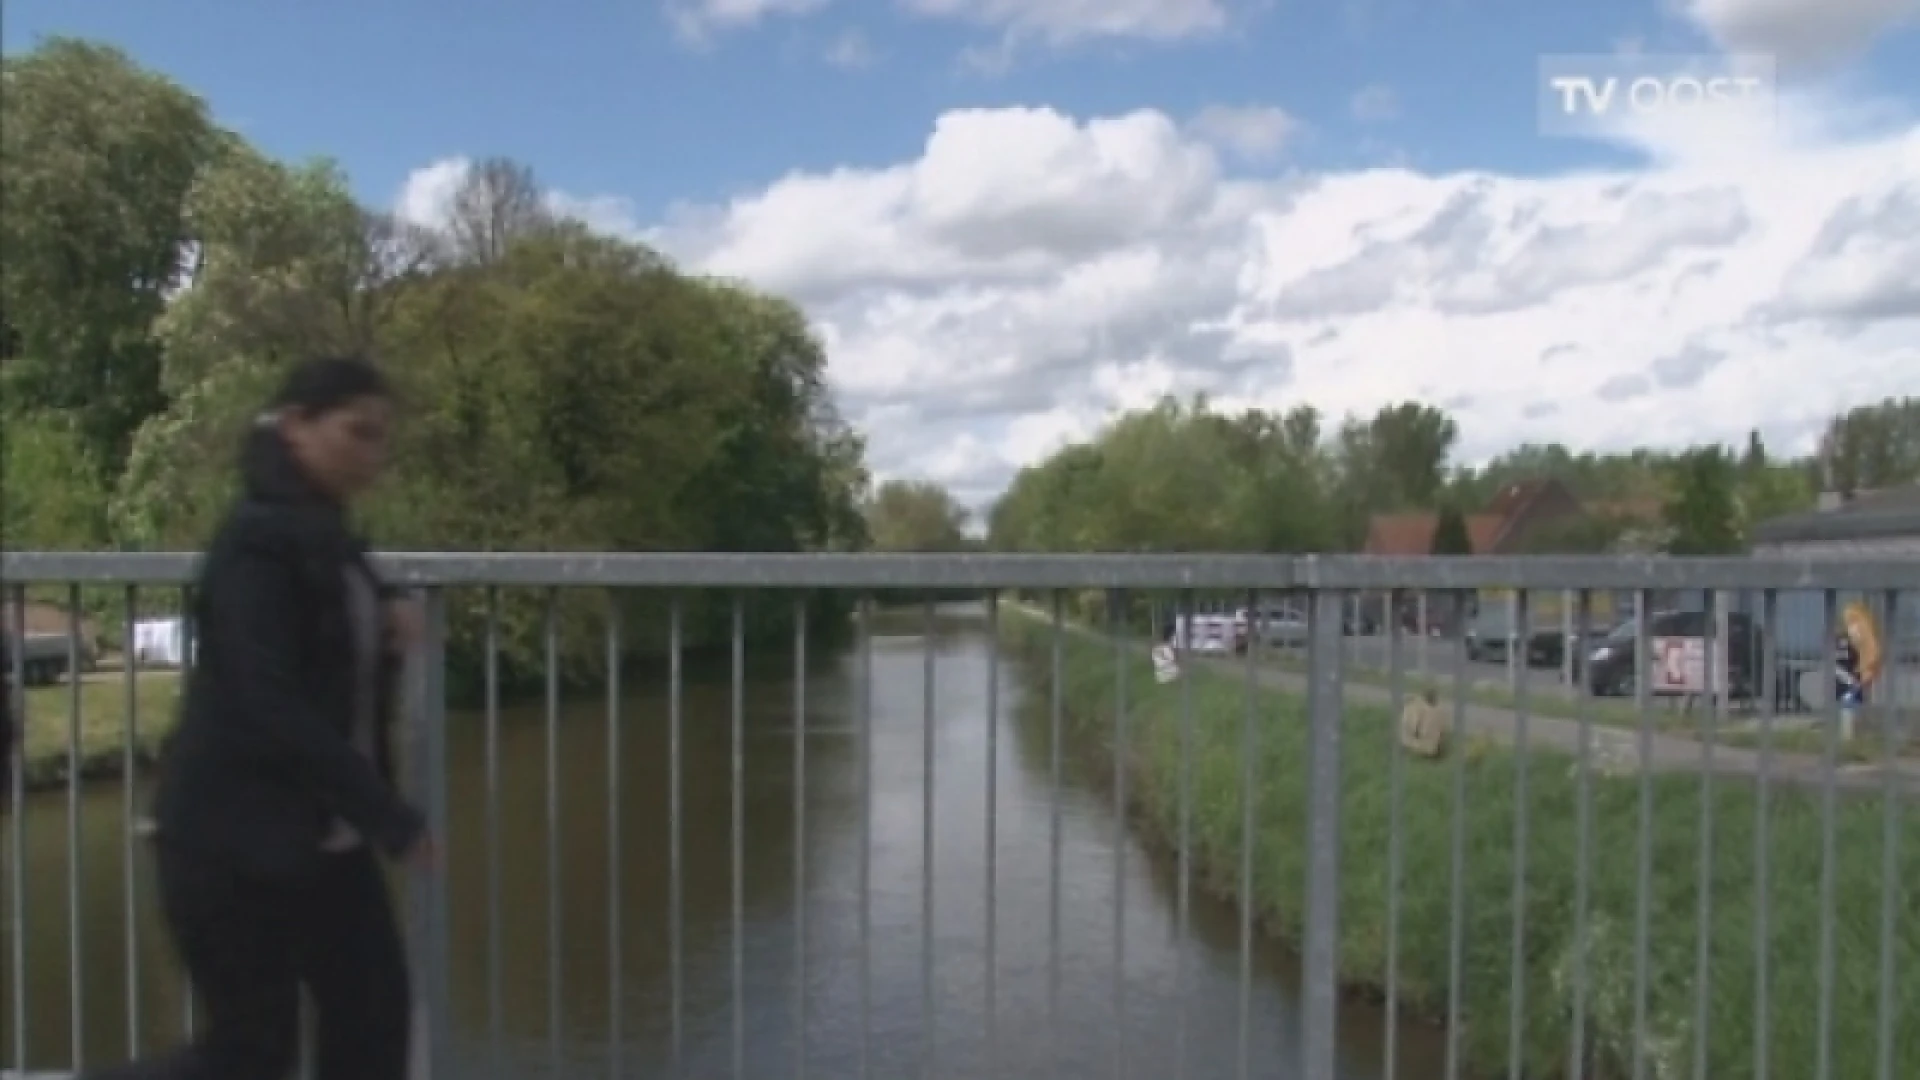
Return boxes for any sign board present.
[1151,644,1180,684]
[1649,636,1728,693]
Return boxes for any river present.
[6,604,1445,1077]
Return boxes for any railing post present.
[1302,587,1346,1078]
[404,588,451,1079]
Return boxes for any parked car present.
[1247,603,1309,648]
[1462,609,1579,668]
[0,630,90,687]
[1584,610,1804,708]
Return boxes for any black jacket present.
[150,427,422,878]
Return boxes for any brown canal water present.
[6,604,1447,1077]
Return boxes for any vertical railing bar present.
[1442,588,1470,1080]
[1873,589,1900,1080]
[419,588,452,1078]
[178,585,197,1039]
[66,582,84,1069]
[1111,589,1129,1080]
[1813,590,1838,1080]
[855,594,873,1080]
[607,598,624,1078]
[669,594,686,1075]
[1691,590,1720,1080]
[1384,587,1406,1080]
[544,589,563,1076]
[1753,589,1778,1080]
[1174,588,1195,1080]
[1300,586,1345,1080]
[6,585,27,1073]
[983,592,1000,1080]
[1630,588,1653,1080]
[122,584,142,1054]
[793,594,809,1080]
[1236,589,1257,1080]
[731,593,748,1080]
[483,587,503,1072]
[1047,590,1065,1079]
[1569,589,1595,1080]
[920,597,936,1077]
[1507,589,1531,1080]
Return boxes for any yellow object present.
[1843,601,1882,686]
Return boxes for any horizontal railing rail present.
[4,551,1914,1080]
[5,550,1917,588]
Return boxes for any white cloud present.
[392,157,469,230]
[1189,105,1299,160]
[902,0,1230,45]
[1350,84,1398,122]
[1681,0,1919,72]
[398,97,1920,511]
[667,0,830,42]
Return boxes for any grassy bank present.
[1007,618,1918,1079]
[17,671,182,789]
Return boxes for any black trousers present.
[88,841,411,1080]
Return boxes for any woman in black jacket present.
[90,356,432,1080]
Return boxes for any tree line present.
[981,394,1920,558]
[1,38,874,684]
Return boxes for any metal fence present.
[2,553,1915,1079]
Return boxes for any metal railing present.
[2,552,1915,1079]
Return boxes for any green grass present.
[1009,619,1919,1079]
[18,668,182,788]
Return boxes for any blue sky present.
[16,0,1907,217]
[6,1,1918,502]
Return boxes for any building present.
[1748,484,1920,661]
[1750,484,1920,558]
[1361,478,1579,557]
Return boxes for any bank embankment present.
[1005,617,1918,1079]
[16,670,181,790]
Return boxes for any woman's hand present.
[385,597,424,654]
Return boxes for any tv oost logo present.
[1546,71,1769,120]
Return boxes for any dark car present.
[1584,609,1803,708]
[1463,609,1584,668]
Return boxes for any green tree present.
[1,412,111,547]
[865,480,971,552]
[1367,401,1458,508]
[1429,504,1473,554]
[0,38,221,473]
[1662,446,1743,554]
[1818,396,1920,493]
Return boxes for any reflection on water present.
[6,604,1446,1077]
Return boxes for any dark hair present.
[266,355,393,417]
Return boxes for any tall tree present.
[0,38,220,473]
[446,157,554,265]
[1430,504,1474,555]
[1662,447,1743,555]
[1817,397,1920,493]
[1367,401,1458,509]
